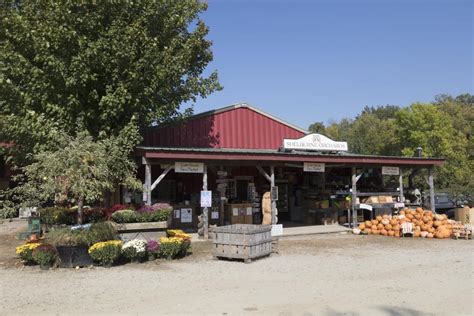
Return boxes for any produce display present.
[353,207,460,239]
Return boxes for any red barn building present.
[135,103,442,232]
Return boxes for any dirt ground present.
[0,220,472,316]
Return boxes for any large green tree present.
[0,0,221,165]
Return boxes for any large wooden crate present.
[212,224,272,263]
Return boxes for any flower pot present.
[148,254,155,262]
[57,245,93,268]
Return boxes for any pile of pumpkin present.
[354,208,455,239]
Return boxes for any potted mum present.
[32,244,57,270]
[16,242,42,265]
[146,239,160,261]
[88,240,122,268]
[122,239,147,263]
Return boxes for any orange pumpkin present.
[416,207,423,213]
[371,219,378,225]
[358,223,366,230]
[365,221,372,228]
[400,210,406,215]
[372,229,379,235]
[376,215,383,222]
[381,229,388,236]
[388,230,395,237]
[414,230,421,237]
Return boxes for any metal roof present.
[147,103,308,134]
[135,146,444,166]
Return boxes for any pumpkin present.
[400,210,406,215]
[364,228,372,234]
[426,211,433,216]
[381,219,390,225]
[434,221,442,227]
[381,229,388,236]
[388,230,395,237]
[372,229,379,235]
[406,214,414,220]
[393,224,400,231]
[443,230,451,238]
[426,221,433,228]
[435,232,444,239]
[441,214,448,220]
[414,214,422,220]
[416,207,423,213]
[390,219,397,226]
[414,230,421,237]
[422,216,430,223]
[421,224,429,231]
[385,224,392,230]
[420,231,429,238]
[365,221,372,228]
[429,227,435,234]
[376,215,383,222]
[382,214,389,220]
[358,223,366,230]
[394,230,400,237]
[427,233,434,238]
[371,219,378,225]
[376,223,383,230]
[434,214,443,221]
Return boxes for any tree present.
[308,121,326,134]
[12,124,142,223]
[0,0,221,166]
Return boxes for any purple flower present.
[146,239,159,253]
[151,203,172,211]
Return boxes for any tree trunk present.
[77,196,84,224]
[104,191,111,208]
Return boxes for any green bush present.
[88,240,122,266]
[111,209,137,223]
[32,244,57,267]
[138,209,171,223]
[47,222,117,247]
[39,207,77,225]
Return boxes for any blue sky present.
[191,0,473,130]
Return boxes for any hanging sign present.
[283,133,348,151]
[180,208,193,223]
[303,162,325,172]
[382,166,400,175]
[271,186,278,201]
[175,162,204,173]
[200,190,212,208]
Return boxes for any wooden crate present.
[212,224,272,263]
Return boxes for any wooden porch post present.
[351,167,357,229]
[428,167,436,212]
[399,171,404,202]
[270,166,277,225]
[203,164,209,239]
[144,158,152,206]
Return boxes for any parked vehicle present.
[423,193,459,218]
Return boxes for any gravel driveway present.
[0,220,472,315]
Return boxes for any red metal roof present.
[143,104,307,150]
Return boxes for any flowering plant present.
[167,229,191,241]
[159,236,190,259]
[32,244,57,267]
[146,239,159,253]
[16,242,42,263]
[88,240,122,266]
[122,239,147,261]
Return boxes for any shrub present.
[146,239,160,258]
[83,207,106,223]
[32,244,57,267]
[16,242,42,263]
[88,240,122,266]
[105,204,129,219]
[39,207,76,225]
[122,239,147,261]
[159,237,186,259]
[47,222,117,247]
[111,209,137,223]
[138,209,171,223]
[151,203,172,212]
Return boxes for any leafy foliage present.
[47,222,117,247]
[111,208,171,223]
[88,240,122,266]
[309,94,474,199]
[32,244,57,266]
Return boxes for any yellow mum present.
[88,240,123,253]
[15,242,41,254]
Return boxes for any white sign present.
[211,211,219,219]
[246,207,253,216]
[174,209,180,218]
[303,162,325,172]
[200,190,212,208]
[271,224,283,237]
[382,166,400,175]
[180,208,193,223]
[175,162,204,173]
[283,133,348,151]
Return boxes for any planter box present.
[116,221,168,242]
[213,224,273,263]
[57,245,93,268]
